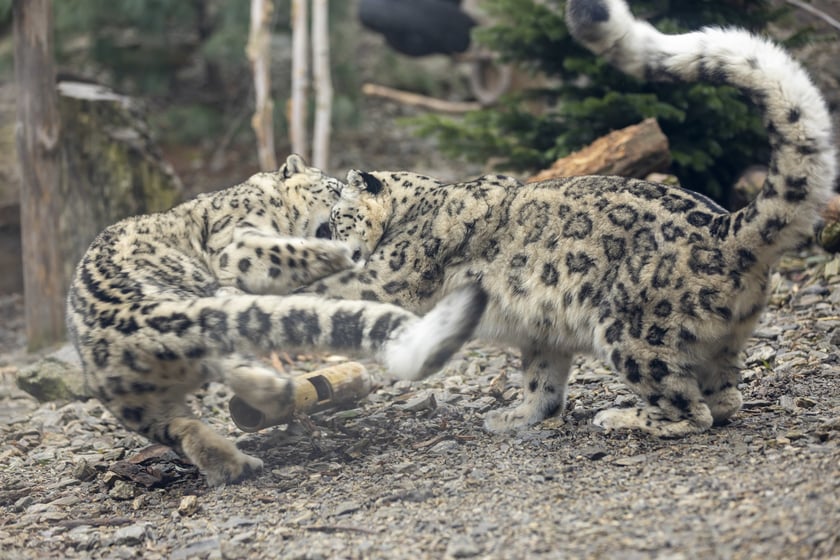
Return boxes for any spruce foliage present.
[415,0,802,203]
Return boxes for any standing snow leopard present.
[300,0,837,437]
[67,154,487,485]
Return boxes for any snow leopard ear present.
[358,171,383,195]
[281,154,308,178]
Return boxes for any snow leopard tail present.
[566,0,837,262]
[69,286,486,382]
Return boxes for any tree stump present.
[56,80,183,288]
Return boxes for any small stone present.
[429,440,459,455]
[13,495,33,512]
[746,345,777,366]
[111,523,147,546]
[334,500,362,516]
[614,394,636,407]
[779,395,796,411]
[171,537,221,560]
[794,397,818,409]
[446,535,481,558]
[613,454,648,466]
[397,391,437,412]
[132,495,146,511]
[580,446,609,461]
[72,459,98,482]
[178,495,199,516]
[108,480,136,500]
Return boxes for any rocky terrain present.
[1,250,838,559]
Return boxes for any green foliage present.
[416,0,795,203]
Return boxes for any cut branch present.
[362,83,481,113]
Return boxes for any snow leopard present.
[66,154,487,486]
[300,0,837,438]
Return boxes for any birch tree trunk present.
[290,0,309,161]
[311,0,332,169]
[13,0,64,349]
[248,0,277,171]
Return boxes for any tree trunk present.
[311,0,332,169]
[13,0,64,350]
[248,0,278,171]
[290,0,309,161]
[527,118,671,182]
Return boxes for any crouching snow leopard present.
[67,154,487,485]
[300,0,837,438]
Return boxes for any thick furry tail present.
[566,0,837,261]
[382,285,487,379]
[69,285,486,382]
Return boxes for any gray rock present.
[16,348,86,402]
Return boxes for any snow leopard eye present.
[315,222,332,239]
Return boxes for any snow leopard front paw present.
[309,239,355,273]
[484,403,547,433]
[593,407,645,431]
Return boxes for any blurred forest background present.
[1,0,838,197]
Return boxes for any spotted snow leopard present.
[67,154,487,485]
[300,0,837,437]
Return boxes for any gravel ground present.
[1,250,838,559]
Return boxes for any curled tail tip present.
[566,0,610,31]
[382,284,487,380]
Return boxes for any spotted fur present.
[67,154,486,486]
[303,0,836,438]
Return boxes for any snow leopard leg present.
[701,358,743,425]
[214,227,354,295]
[484,346,572,432]
[112,386,264,486]
[594,351,714,437]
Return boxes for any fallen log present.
[527,118,670,182]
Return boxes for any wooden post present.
[290,0,309,161]
[13,0,65,349]
[311,0,332,169]
[248,0,278,171]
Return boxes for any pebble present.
[110,523,147,546]
[446,535,482,558]
[334,500,362,516]
[429,439,459,455]
[178,495,199,516]
[109,480,136,500]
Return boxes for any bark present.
[248,0,278,171]
[311,0,332,169]
[13,0,64,349]
[290,0,309,161]
[527,118,671,182]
